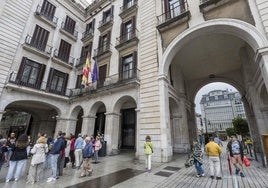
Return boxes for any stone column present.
[104,112,120,155]
[81,115,96,136]
[158,75,173,162]
[54,117,76,137]
[66,119,78,135]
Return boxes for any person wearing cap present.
[205,137,222,180]
[27,136,48,184]
[227,135,245,177]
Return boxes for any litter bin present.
[99,141,107,157]
[262,134,268,166]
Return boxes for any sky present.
[194,82,237,114]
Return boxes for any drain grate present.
[154,171,174,177]
[164,166,181,172]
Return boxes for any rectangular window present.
[58,40,71,62]
[47,68,68,95]
[41,0,56,21]
[16,57,46,89]
[165,0,185,19]
[120,51,137,79]
[76,75,82,88]
[85,19,95,34]
[31,25,49,51]
[98,65,107,87]
[79,43,92,65]
[123,0,135,9]
[102,6,114,24]
[64,16,76,35]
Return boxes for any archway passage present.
[75,109,83,137]
[1,101,59,140]
[162,20,268,164]
[94,104,106,137]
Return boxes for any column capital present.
[255,46,268,63]
[82,115,97,119]
[56,117,77,121]
[158,74,169,83]
[105,112,121,116]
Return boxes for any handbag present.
[243,156,250,167]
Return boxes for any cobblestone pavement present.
[0,143,267,188]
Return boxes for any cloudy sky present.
[194,82,238,113]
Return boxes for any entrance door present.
[121,108,135,149]
[94,112,106,136]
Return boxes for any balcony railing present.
[81,29,94,40]
[157,0,189,25]
[116,28,139,45]
[70,68,140,97]
[75,55,87,67]
[99,15,113,28]
[8,72,72,97]
[25,35,52,54]
[35,5,58,25]
[61,22,78,39]
[199,0,224,9]
[94,43,111,57]
[53,49,75,66]
[120,0,138,12]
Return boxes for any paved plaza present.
[0,143,267,188]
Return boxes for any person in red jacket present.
[70,134,76,168]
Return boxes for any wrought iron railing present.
[157,0,188,25]
[75,55,87,67]
[120,0,138,12]
[116,28,139,45]
[53,49,75,66]
[82,29,94,40]
[8,72,72,97]
[70,68,140,97]
[99,15,113,28]
[35,5,58,25]
[61,22,78,39]
[24,35,52,54]
[93,43,112,57]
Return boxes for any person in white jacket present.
[27,136,48,184]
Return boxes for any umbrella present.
[227,155,232,175]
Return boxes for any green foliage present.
[232,117,249,137]
[226,127,236,137]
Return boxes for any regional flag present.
[81,52,91,86]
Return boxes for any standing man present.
[74,133,83,169]
[214,135,223,147]
[205,137,222,180]
[80,137,93,177]
[227,135,245,177]
[47,131,65,182]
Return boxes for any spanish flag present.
[81,52,91,86]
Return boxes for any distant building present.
[200,90,246,135]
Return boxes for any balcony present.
[157,0,190,32]
[60,22,78,41]
[23,35,52,59]
[81,30,94,42]
[7,72,72,97]
[70,68,140,97]
[115,28,139,51]
[35,5,58,28]
[98,16,113,32]
[93,43,112,60]
[75,55,87,68]
[199,0,231,13]
[119,0,138,19]
[52,49,75,69]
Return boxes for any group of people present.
[191,135,246,179]
[0,131,103,184]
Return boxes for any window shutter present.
[107,31,111,50]
[120,23,124,41]
[92,18,95,33]
[62,73,69,94]
[111,5,114,17]
[76,75,82,88]
[133,51,137,68]
[132,16,136,35]
[119,56,123,79]
[47,68,54,90]
[16,57,27,83]
[37,64,46,88]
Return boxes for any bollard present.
[262,134,268,167]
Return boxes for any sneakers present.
[196,174,205,178]
[240,172,245,177]
[14,178,18,182]
[47,177,56,182]
[216,177,222,180]
[235,168,240,175]
[5,179,10,183]
[210,176,214,179]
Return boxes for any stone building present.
[200,89,246,134]
[1,0,268,163]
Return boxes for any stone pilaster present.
[81,115,96,136]
[104,112,120,155]
[54,117,76,137]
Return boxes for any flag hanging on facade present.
[81,52,91,86]
[91,59,98,82]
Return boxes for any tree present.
[226,127,236,137]
[232,117,249,139]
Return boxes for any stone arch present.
[259,84,268,106]
[113,95,137,114]
[160,19,268,76]
[90,101,106,115]
[70,105,84,119]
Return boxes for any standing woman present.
[6,134,28,183]
[93,136,101,163]
[27,136,48,184]
[144,135,153,172]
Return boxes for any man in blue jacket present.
[80,137,93,177]
[47,131,65,182]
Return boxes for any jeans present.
[6,159,27,180]
[94,150,99,162]
[208,156,221,177]
[50,154,59,178]
[74,149,82,167]
[194,160,204,175]
[145,154,151,170]
[27,163,43,182]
